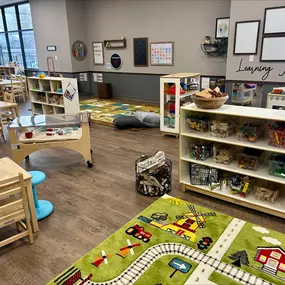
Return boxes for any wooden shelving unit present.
[179,103,285,218]
[160,73,200,136]
[27,77,80,115]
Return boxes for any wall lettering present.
[236,58,285,81]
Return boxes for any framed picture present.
[261,35,285,62]
[263,6,285,35]
[92,42,104,65]
[72,41,87,61]
[215,17,230,39]
[150,42,174,66]
[133,38,148,67]
[234,20,260,55]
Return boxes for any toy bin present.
[135,151,172,196]
[237,149,264,171]
[230,175,254,197]
[268,122,285,149]
[186,115,209,132]
[213,144,233,165]
[190,163,210,185]
[210,120,234,138]
[190,143,212,160]
[237,123,263,143]
[255,184,279,204]
[268,155,285,178]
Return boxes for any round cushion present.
[29,171,46,185]
[113,116,144,129]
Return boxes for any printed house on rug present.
[255,247,285,275]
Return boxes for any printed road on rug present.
[80,99,159,126]
[48,195,285,285]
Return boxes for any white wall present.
[84,0,231,75]
[226,0,285,82]
[30,0,73,72]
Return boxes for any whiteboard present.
[234,21,260,54]
[264,7,285,34]
[261,36,285,61]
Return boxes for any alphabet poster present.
[150,42,174,66]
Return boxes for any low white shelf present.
[27,76,80,115]
[179,103,285,218]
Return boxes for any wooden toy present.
[255,186,279,203]
[210,120,234,138]
[237,149,264,171]
[213,144,233,165]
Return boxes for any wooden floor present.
[0,102,285,284]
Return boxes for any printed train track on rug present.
[48,195,285,285]
[80,99,159,126]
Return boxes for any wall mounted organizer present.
[104,38,126,49]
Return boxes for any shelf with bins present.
[27,77,79,115]
[160,73,200,136]
[179,103,285,218]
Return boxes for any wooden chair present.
[0,112,5,141]
[0,173,33,248]
[5,77,25,102]
[1,92,16,122]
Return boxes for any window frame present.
[0,1,36,69]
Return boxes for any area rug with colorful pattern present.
[80,99,160,126]
[48,195,285,285]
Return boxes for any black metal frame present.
[233,20,260,55]
[0,0,34,68]
[260,35,285,62]
[263,6,285,35]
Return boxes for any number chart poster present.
[150,42,174,66]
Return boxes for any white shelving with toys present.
[27,76,80,115]
[160,73,200,136]
[179,103,285,218]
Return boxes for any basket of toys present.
[268,154,285,178]
[255,182,280,204]
[192,87,228,109]
[237,149,264,171]
[237,122,263,143]
[230,175,254,197]
[135,151,172,196]
[190,143,212,160]
[186,115,209,132]
[268,122,285,149]
[210,120,234,138]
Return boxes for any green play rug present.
[80,99,159,126]
[48,195,285,285]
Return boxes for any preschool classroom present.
[1,0,285,285]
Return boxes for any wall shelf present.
[179,103,285,219]
[104,38,126,49]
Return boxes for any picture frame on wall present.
[233,20,260,55]
[261,35,285,62]
[150,42,174,66]
[92,42,104,65]
[263,6,285,35]
[215,17,230,39]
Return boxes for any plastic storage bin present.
[213,144,233,165]
[190,163,210,185]
[135,153,172,196]
[210,120,234,138]
[186,115,209,132]
[237,123,263,143]
[237,149,264,171]
[268,155,285,178]
[268,122,285,149]
[190,143,212,160]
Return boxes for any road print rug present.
[48,195,285,285]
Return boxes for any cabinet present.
[179,103,285,218]
[160,73,200,136]
[27,77,80,115]
[266,93,285,110]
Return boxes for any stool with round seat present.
[29,171,54,220]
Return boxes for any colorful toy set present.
[210,120,234,138]
[237,148,264,171]
[187,115,208,132]
[190,143,212,160]
[268,122,285,148]
[230,175,254,197]
[237,123,263,143]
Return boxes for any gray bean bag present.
[113,116,144,129]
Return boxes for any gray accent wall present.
[226,0,285,82]
[83,0,231,76]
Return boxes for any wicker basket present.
[192,94,228,109]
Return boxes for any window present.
[0,2,37,68]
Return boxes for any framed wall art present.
[261,35,285,62]
[92,42,104,65]
[133,37,148,67]
[215,17,230,39]
[72,41,87,61]
[263,6,285,35]
[234,20,260,55]
[150,42,174,66]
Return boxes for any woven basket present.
[192,94,228,109]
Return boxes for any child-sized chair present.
[0,173,33,248]
[29,171,54,220]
